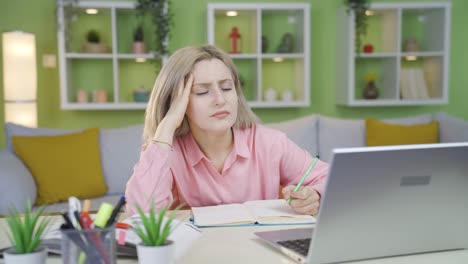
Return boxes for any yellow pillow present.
[12,128,107,205]
[365,118,439,146]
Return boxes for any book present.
[191,199,316,227]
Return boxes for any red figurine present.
[363,43,374,53]
[228,27,241,54]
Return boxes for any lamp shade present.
[2,31,37,127]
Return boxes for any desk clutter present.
[38,196,203,264]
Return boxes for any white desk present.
[1,211,468,264]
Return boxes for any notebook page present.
[191,203,255,226]
[244,199,316,224]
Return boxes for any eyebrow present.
[193,79,233,86]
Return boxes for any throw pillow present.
[12,128,108,205]
[0,149,37,215]
[268,114,318,157]
[5,122,79,152]
[365,118,439,146]
[317,114,433,162]
[100,125,143,194]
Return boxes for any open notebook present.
[191,199,316,227]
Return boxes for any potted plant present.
[344,0,371,54]
[83,29,107,53]
[133,22,146,54]
[133,201,183,264]
[135,0,173,57]
[3,201,50,264]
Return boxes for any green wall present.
[1,0,467,148]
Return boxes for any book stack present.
[400,68,430,99]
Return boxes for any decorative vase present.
[137,241,174,264]
[132,41,146,54]
[282,89,293,102]
[4,246,47,264]
[363,81,378,99]
[276,32,294,53]
[264,87,277,102]
[404,37,420,52]
[133,86,151,102]
[77,89,88,103]
[83,42,107,53]
[92,89,108,103]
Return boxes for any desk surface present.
[1,211,468,264]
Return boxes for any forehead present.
[192,59,232,83]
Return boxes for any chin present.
[205,118,236,132]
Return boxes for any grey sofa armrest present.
[0,149,37,215]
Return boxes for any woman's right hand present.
[161,74,194,132]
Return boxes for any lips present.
[211,110,230,118]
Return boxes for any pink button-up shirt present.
[125,124,329,215]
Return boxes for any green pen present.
[286,155,320,204]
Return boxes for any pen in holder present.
[61,226,116,264]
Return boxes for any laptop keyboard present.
[277,238,311,256]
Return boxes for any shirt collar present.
[184,128,251,167]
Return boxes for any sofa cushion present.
[267,114,318,156]
[365,118,439,146]
[12,128,108,205]
[100,125,143,194]
[5,122,79,152]
[434,112,468,143]
[318,114,433,163]
[0,149,37,215]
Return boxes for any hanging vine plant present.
[344,0,371,54]
[135,0,173,57]
[56,0,80,52]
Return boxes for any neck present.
[191,128,234,160]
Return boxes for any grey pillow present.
[434,112,468,143]
[5,122,78,152]
[318,114,433,163]
[100,125,144,194]
[0,149,37,214]
[267,114,318,156]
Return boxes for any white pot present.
[137,240,174,264]
[3,246,47,264]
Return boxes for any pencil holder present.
[61,226,116,264]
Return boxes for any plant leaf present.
[136,205,153,245]
[133,225,150,245]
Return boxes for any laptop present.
[255,142,468,264]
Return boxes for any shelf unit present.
[336,2,451,106]
[207,3,310,108]
[57,0,164,110]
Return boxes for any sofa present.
[1,112,467,215]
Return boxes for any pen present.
[106,195,126,227]
[287,155,320,204]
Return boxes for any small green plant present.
[134,24,144,42]
[133,201,183,246]
[86,29,100,43]
[4,201,50,254]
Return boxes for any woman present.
[125,45,329,215]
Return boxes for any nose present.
[212,86,227,106]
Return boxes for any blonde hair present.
[142,45,259,148]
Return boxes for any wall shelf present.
[336,2,451,106]
[207,3,311,108]
[57,0,162,110]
